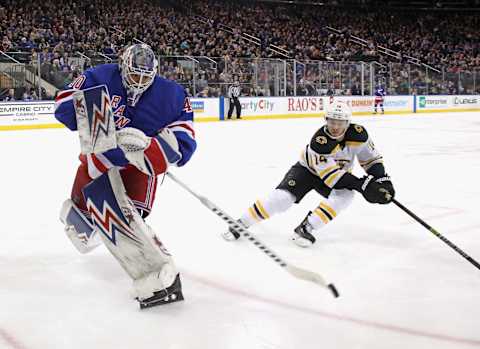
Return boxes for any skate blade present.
[137,274,184,309]
[138,290,184,309]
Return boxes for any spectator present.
[0,0,478,95]
[3,88,15,101]
[23,87,38,101]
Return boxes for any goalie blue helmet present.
[120,44,158,106]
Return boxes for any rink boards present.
[1,95,479,130]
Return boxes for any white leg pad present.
[60,199,102,254]
[82,168,177,294]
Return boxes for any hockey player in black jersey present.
[223,101,395,247]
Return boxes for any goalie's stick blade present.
[286,265,339,298]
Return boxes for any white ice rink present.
[1,112,480,349]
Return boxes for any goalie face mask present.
[120,44,158,106]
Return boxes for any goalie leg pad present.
[60,199,101,254]
[72,163,157,220]
[82,168,181,301]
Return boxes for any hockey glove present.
[117,127,182,176]
[360,175,392,204]
[116,127,152,175]
[375,175,395,201]
[154,128,182,166]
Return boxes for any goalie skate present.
[137,273,184,309]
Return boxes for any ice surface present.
[1,112,479,349]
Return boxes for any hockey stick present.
[166,172,339,298]
[393,199,480,270]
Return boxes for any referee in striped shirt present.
[227,81,242,119]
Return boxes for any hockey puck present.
[328,283,339,298]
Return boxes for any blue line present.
[219,96,224,121]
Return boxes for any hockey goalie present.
[54,44,196,309]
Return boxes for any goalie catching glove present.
[85,127,182,178]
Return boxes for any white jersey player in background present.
[223,101,395,247]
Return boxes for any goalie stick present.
[166,172,339,298]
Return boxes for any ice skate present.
[291,213,316,248]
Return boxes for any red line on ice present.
[185,272,480,347]
[0,328,28,349]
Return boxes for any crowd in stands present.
[1,0,479,99]
[0,87,40,101]
[188,1,480,71]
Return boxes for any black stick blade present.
[328,284,340,298]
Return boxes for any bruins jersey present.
[299,123,383,188]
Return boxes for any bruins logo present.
[355,125,364,133]
[316,136,327,145]
[336,159,350,169]
[318,155,327,163]
[288,179,296,187]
